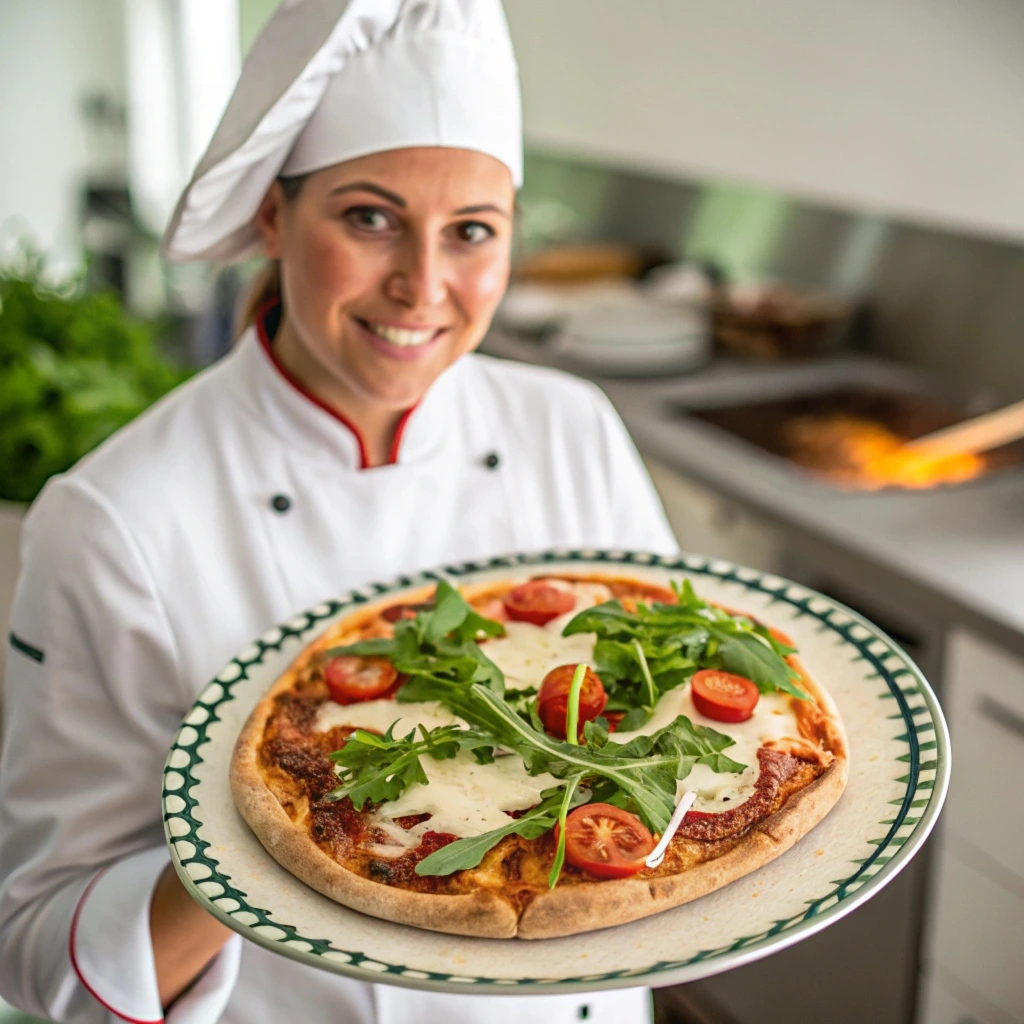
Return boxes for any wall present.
[123,0,240,234]
[0,0,126,268]
[520,149,1024,404]
[506,0,1024,244]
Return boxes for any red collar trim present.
[255,300,418,470]
[389,406,416,464]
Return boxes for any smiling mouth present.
[354,317,445,348]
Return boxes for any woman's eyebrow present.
[327,183,509,219]
[454,203,510,218]
[329,182,406,206]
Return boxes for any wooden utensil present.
[903,398,1024,457]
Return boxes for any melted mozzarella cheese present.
[312,579,806,835]
[612,686,804,812]
[481,580,609,690]
[314,699,462,736]
[376,753,558,837]
[310,580,610,842]
[315,698,557,840]
[482,624,595,691]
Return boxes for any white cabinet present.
[924,852,1024,1022]
[942,630,1024,882]
[918,629,1024,1024]
[919,970,1013,1024]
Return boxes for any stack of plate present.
[498,279,712,377]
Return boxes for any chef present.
[0,1,677,1021]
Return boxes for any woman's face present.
[255,146,515,413]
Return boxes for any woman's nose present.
[384,237,447,310]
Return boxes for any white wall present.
[0,0,126,267]
[506,0,1024,242]
[124,0,240,235]
[0,0,240,265]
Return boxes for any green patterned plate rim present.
[162,549,950,993]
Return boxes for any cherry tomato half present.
[502,580,575,626]
[537,664,608,739]
[381,601,433,623]
[471,596,508,623]
[557,803,655,879]
[324,656,398,704]
[690,668,760,723]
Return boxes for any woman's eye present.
[455,221,495,244]
[344,207,393,232]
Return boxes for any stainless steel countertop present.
[483,331,1024,644]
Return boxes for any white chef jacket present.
[0,311,677,1024]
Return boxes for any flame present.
[782,415,985,490]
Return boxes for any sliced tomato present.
[603,710,626,733]
[691,668,760,723]
[381,601,433,623]
[502,580,575,626]
[680,808,715,822]
[472,596,508,623]
[324,655,398,704]
[537,664,608,740]
[558,803,655,879]
[415,830,459,858]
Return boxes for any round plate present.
[162,549,949,994]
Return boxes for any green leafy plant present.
[417,784,589,879]
[328,722,498,809]
[562,579,809,729]
[0,248,193,503]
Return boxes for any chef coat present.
[0,312,677,1024]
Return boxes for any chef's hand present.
[150,861,234,1008]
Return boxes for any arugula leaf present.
[698,751,749,774]
[632,638,658,707]
[324,579,755,840]
[415,809,550,876]
[547,772,584,887]
[329,649,744,834]
[716,633,806,699]
[414,785,589,877]
[615,706,653,732]
[326,723,495,809]
[562,584,809,706]
[564,664,588,746]
[421,580,505,645]
[407,667,743,832]
[501,685,539,722]
[326,580,507,696]
[582,716,611,748]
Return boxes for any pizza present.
[230,569,848,939]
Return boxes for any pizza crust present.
[231,682,520,938]
[516,756,847,939]
[230,573,850,939]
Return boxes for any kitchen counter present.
[483,331,1024,656]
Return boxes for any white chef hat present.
[162,0,522,263]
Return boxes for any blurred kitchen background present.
[1,2,1023,1023]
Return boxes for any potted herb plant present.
[0,248,192,669]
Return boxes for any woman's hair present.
[234,174,308,337]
